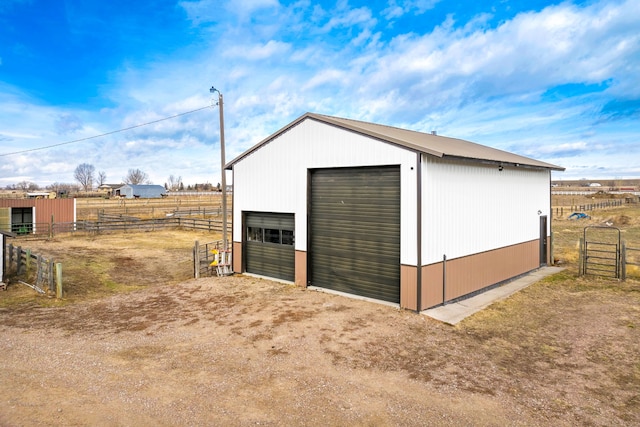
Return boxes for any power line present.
[0,105,212,157]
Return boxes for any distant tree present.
[97,171,107,186]
[179,182,184,191]
[124,168,150,185]
[167,175,182,191]
[74,163,95,191]
[16,181,39,191]
[47,182,63,194]
[216,182,221,192]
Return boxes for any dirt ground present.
[1,228,639,426]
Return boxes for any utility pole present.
[210,86,228,252]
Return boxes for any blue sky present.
[0,0,638,188]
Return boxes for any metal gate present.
[580,226,621,279]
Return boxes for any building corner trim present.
[416,152,422,312]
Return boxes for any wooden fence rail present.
[79,217,226,233]
[7,217,231,239]
[4,243,62,297]
[170,207,222,217]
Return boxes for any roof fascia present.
[306,113,444,158]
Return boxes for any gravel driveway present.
[1,274,637,426]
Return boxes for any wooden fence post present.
[36,255,43,287]
[55,263,62,298]
[8,244,14,272]
[16,246,23,275]
[49,260,55,292]
[194,240,200,279]
[578,237,584,276]
[621,242,626,281]
[25,249,31,274]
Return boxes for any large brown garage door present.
[245,212,295,282]
[310,166,400,303]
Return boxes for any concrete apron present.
[422,266,565,325]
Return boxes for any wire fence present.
[553,200,624,217]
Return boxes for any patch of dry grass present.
[457,271,640,423]
[1,229,220,306]
[75,194,227,220]
[553,204,640,279]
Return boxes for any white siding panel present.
[422,156,550,264]
[232,119,418,264]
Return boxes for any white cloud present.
[180,0,280,26]
[383,0,441,20]
[1,0,639,185]
[382,3,404,20]
[320,5,376,32]
[224,40,292,60]
[302,0,638,137]
[302,69,348,91]
[54,114,84,135]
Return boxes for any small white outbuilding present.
[226,113,564,311]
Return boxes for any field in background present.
[2,195,231,305]
[75,193,230,220]
[1,229,221,306]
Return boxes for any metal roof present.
[226,112,565,171]
[120,184,167,198]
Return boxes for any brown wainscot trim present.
[232,241,242,273]
[421,239,540,309]
[400,264,418,311]
[295,250,307,287]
